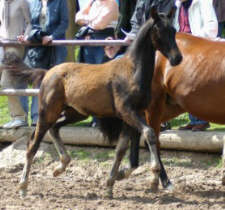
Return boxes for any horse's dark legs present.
[118,107,161,192]
[116,129,140,181]
[106,124,130,198]
[49,107,86,177]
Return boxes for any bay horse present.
[18,8,182,198]
[115,32,225,192]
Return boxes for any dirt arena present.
[0,144,225,210]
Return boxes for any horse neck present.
[128,28,156,91]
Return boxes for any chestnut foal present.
[18,9,182,197]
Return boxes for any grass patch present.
[162,157,193,168]
[203,156,223,168]
[69,149,92,160]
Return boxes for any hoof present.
[53,167,64,177]
[149,177,159,193]
[165,182,174,193]
[19,182,28,198]
[19,189,27,198]
[105,187,113,199]
[53,156,71,177]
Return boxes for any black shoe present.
[160,122,171,131]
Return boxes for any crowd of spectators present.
[0,0,224,131]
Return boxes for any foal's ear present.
[167,6,176,19]
[150,6,159,21]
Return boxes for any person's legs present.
[31,96,38,126]
[218,22,225,37]
[1,47,28,128]
[189,114,208,125]
[1,70,28,128]
[179,113,209,131]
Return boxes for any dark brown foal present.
[18,8,182,198]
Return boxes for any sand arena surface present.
[0,145,225,210]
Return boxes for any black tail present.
[14,68,47,88]
[98,117,123,144]
[0,51,47,87]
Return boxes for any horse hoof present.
[19,189,27,198]
[18,181,28,198]
[149,178,159,193]
[105,188,113,199]
[53,167,64,177]
[165,183,174,192]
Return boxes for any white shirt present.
[173,0,218,38]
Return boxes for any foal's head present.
[149,7,182,66]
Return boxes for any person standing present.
[18,0,69,126]
[0,0,32,129]
[125,0,176,42]
[175,0,218,131]
[75,0,119,64]
[213,0,225,37]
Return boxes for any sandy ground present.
[0,144,225,210]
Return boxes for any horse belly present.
[65,86,114,117]
[176,93,225,124]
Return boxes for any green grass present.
[0,96,10,125]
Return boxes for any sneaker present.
[179,123,194,130]
[160,122,171,131]
[2,119,28,129]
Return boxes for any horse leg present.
[19,121,53,197]
[106,123,130,198]
[19,85,65,197]
[116,128,141,181]
[118,107,161,192]
[49,107,86,177]
[145,95,184,191]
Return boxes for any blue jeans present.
[218,22,225,37]
[83,46,105,64]
[20,95,38,124]
[189,114,208,125]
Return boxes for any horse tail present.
[11,68,47,88]
[98,117,123,144]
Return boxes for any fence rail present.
[0,39,128,97]
[0,39,129,47]
[0,89,39,96]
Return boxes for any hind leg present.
[117,106,161,192]
[49,107,86,177]
[19,120,54,197]
[19,82,65,197]
[106,123,130,198]
[116,128,141,181]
